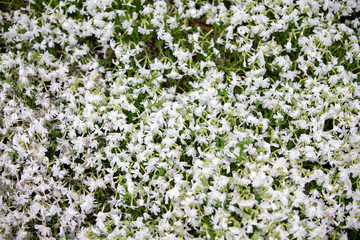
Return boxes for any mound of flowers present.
[0,0,360,239]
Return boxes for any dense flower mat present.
[1,0,360,239]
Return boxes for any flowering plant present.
[0,0,360,239]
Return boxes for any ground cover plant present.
[0,0,360,239]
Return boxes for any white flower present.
[244,144,257,155]
[166,69,183,79]
[34,225,51,237]
[80,194,95,214]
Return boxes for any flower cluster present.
[0,0,360,239]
